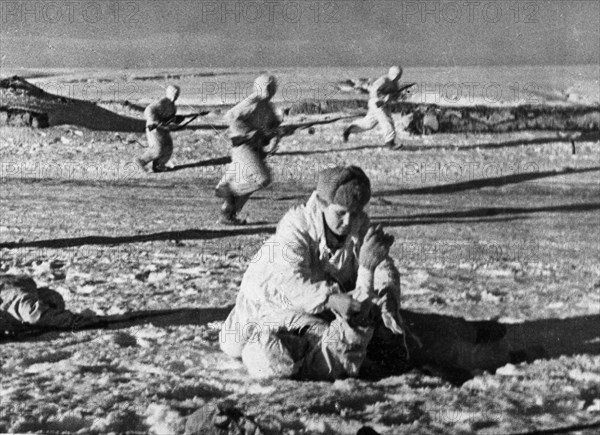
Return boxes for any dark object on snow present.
[357,426,381,435]
[0,75,145,131]
[505,419,600,435]
[406,106,440,135]
[0,106,49,128]
[185,401,264,435]
[286,98,599,133]
[0,274,97,334]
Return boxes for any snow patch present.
[145,403,184,435]
[568,368,598,383]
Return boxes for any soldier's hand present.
[325,293,362,320]
[359,225,394,271]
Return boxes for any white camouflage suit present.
[347,69,405,143]
[139,87,179,171]
[220,192,404,380]
[215,77,280,198]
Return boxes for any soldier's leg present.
[152,133,174,172]
[374,107,396,144]
[346,109,378,136]
[215,169,237,221]
[240,311,325,379]
[233,194,251,214]
[226,144,271,220]
[221,196,236,220]
[239,146,272,193]
[219,307,247,358]
[139,130,161,167]
[241,329,307,379]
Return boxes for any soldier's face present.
[322,203,361,236]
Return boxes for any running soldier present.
[138,85,181,173]
[215,74,281,225]
[343,66,408,150]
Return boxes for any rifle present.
[167,111,211,130]
[280,114,362,137]
[149,112,211,131]
[168,113,203,130]
[397,82,417,95]
[384,82,417,104]
[265,114,362,155]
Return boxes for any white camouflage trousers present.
[348,100,396,143]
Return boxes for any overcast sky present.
[1,0,598,68]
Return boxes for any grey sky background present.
[1,0,598,69]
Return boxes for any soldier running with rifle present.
[343,66,413,150]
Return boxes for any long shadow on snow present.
[169,156,231,172]
[399,135,585,151]
[375,166,600,197]
[0,227,277,250]
[6,308,599,389]
[240,133,598,157]
[276,144,385,156]
[371,202,600,228]
[168,144,385,173]
[1,306,235,343]
[277,166,600,202]
[3,202,597,250]
[394,310,600,385]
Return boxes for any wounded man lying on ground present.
[220,165,407,381]
[1,274,98,334]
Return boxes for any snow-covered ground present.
[1,67,599,434]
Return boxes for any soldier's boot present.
[218,215,248,226]
[385,140,404,150]
[234,194,251,213]
[342,126,352,143]
[152,161,169,173]
[136,158,149,172]
[218,196,247,226]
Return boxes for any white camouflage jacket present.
[226,191,403,334]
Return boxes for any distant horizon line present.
[2,62,598,71]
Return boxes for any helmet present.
[166,85,180,101]
[253,74,277,100]
[388,66,403,81]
